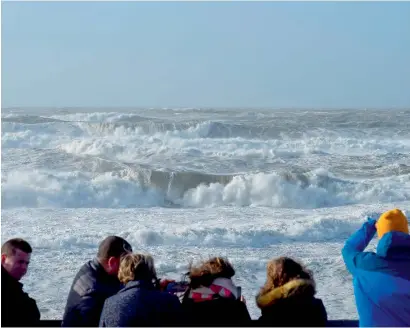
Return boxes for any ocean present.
[1,107,410,320]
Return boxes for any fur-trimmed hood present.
[256,279,316,309]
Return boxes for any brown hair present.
[118,253,157,285]
[97,236,132,261]
[1,238,32,256]
[260,257,313,295]
[188,257,235,288]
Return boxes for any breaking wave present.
[2,167,409,209]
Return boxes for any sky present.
[2,1,410,109]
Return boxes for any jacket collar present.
[1,265,23,289]
[90,257,105,272]
[256,279,316,309]
[121,280,156,292]
[90,258,121,285]
[376,231,410,259]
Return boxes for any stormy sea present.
[2,107,409,319]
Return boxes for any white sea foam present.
[2,204,409,319]
[2,108,410,321]
[2,168,409,209]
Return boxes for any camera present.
[165,281,190,294]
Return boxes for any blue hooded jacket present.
[342,218,410,327]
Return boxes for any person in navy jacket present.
[62,236,133,327]
[342,208,410,327]
[99,253,182,327]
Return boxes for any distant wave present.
[2,167,409,209]
[2,109,410,209]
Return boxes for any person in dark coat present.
[99,253,183,327]
[256,257,327,327]
[1,238,41,327]
[61,236,132,327]
[181,257,251,326]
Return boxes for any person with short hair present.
[342,209,410,326]
[61,236,133,327]
[1,238,41,327]
[99,253,183,327]
[255,257,327,327]
[181,257,251,326]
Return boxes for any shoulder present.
[312,297,328,314]
[71,261,101,297]
[352,251,409,277]
[348,251,378,270]
[102,292,121,309]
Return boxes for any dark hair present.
[188,257,235,288]
[97,236,132,261]
[1,238,33,256]
[260,257,313,295]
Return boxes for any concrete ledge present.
[38,319,359,327]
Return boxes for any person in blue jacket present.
[342,208,410,327]
[62,236,133,327]
[99,253,182,327]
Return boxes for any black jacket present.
[182,294,251,326]
[99,280,183,327]
[1,266,41,327]
[256,279,328,327]
[61,258,122,327]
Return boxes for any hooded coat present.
[342,218,410,327]
[256,278,327,327]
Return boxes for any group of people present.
[2,208,410,327]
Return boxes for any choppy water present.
[2,107,410,319]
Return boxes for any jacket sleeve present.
[13,290,41,326]
[76,292,106,327]
[25,295,41,324]
[167,295,185,325]
[238,301,252,323]
[317,299,328,327]
[98,300,108,327]
[342,218,377,275]
[62,291,105,327]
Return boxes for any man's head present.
[97,236,132,275]
[1,238,33,281]
[377,209,409,239]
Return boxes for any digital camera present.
[165,281,190,294]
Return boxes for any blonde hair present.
[188,257,235,288]
[118,253,157,285]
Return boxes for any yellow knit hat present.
[376,209,409,239]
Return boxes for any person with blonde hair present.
[256,257,327,326]
[182,256,251,326]
[99,253,182,327]
[342,209,410,326]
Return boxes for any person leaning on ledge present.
[61,236,133,327]
[1,238,41,327]
[342,208,410,327]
